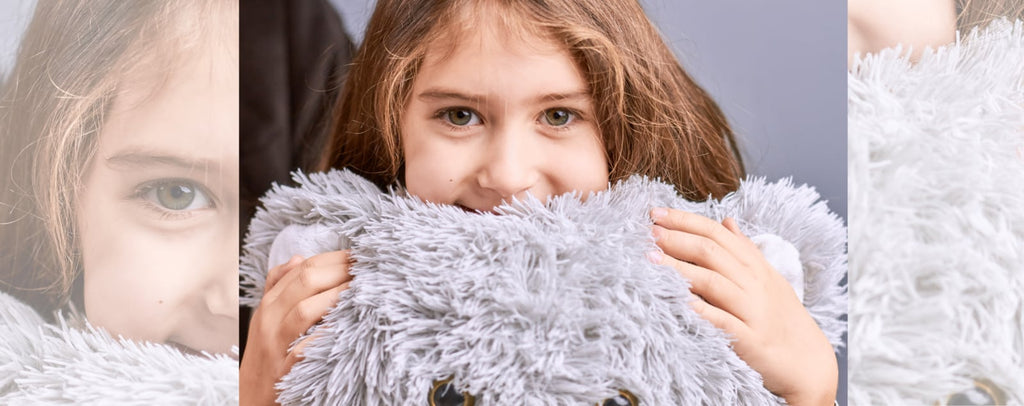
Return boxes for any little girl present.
[241,0,838,404]
[0,0,238,400]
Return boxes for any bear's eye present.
[946,379,1004,405]
[429,377,476,406]
[599,390,638,406]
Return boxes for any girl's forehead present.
[423,2,561,64]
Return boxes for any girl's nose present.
[205,230,240,319]
[205,261,240,319]
[477,126,540,200]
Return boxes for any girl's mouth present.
[167,340,204,357]
[455,203,497,215]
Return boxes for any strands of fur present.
[241,169,847,405]
[848,19,1024,405]
[0,291,239,404]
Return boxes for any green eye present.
[156,183,196,210]
[543,108,574,126]
[137,179,213,212]
[429,377,475,406]
[446,109,478,126]
[599,390,638,406]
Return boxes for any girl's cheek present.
[403,136,477,203]
[405,161,460,203]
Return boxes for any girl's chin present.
[166,340,205,356]
[166,340,237,359]
[455,203,497,215]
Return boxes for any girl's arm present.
[240,251,353,406]
[648,207,838,406]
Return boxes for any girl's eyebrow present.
[417,87,591,104]
[536,90,590,103]
[106,150,219,172]
[417,88,484,104]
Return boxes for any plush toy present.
[848,19,1024,405]
[0,292,238,404]
[240,169,847,405]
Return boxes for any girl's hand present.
[240,251,353,406]
[648,208,837,406]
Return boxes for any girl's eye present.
[137,179,214,212]
[543,108,575,126]
[445,109,480,126]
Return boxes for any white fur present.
[848,19,1024,405]
[241,170,847,405]
[0,292,239,404]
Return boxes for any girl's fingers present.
[279,282,351,357]
[652,225,747,285]
[284,332,319,373]
[722,217,742,235]
[721,217,761,253]
[264,250,352,311]
[650,250,748,320]
[690,297,752,344]
[651,208,753,261]
[264,255,304,294]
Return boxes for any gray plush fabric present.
[848,19,1024,404]
[240,169,846,405]
[0,291,238,404]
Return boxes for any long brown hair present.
[0,0,235,315]
[321,0,744,201]
[957,0,1024,31]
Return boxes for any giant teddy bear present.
[240,169,847,405]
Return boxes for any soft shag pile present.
[848,19,1024,405]
[241,169,846,405]
[0,292,239,404]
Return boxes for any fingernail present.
[645,250,662,264]
[650,225,663,241]
[651,207,668,220]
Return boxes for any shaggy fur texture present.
[848,19,1024,405]
[0,291,239,404]
[240,169,847,405]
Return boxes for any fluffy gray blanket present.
[0,292,238,404]
[848,19,1024,404]
[240,169,846,405]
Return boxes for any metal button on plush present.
[429,378,475,406]
[946,379,1005,406]
[601,390,638,406]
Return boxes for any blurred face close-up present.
[847,0,956,65]
[401,19,609,212]
[76,39,240,355]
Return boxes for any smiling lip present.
[167,341,204,357]
[455,204,498,215]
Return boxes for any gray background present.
[330,1,849,403]
[0,0,33,75]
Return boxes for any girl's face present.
[401,23,609,212]
[76,43,239,354]
[847,0,956,65]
